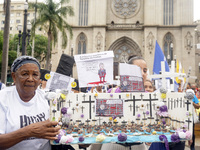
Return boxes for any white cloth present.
[0,82,6,90]
[0,86,50,150]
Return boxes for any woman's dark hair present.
[127,56,145,65]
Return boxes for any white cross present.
[148,61,186,90]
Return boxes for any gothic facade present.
[52,0,199,81]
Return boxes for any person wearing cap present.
[0,56,60,150]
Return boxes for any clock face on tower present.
[111,0,140,18]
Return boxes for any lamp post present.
[21,2,29,55]
[71,44,74,57]
[17,25,22,57]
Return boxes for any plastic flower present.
[185,89,195,100]
[185,131,192,139]
[159,105,168,112]
[126,94,130,97]
[110,94,113,97]
[60,94,66,100]
[59,135,74,144]
[96,134,106,142]
[186,111,192,117]
[81,114,84,118]
[146,111,150,115]
[66,135,74,143]
[152,131,157,135]
[137,114,141,118]
[109,117,113,121]
[178,132,186,139]
[171,133,180,143]
[118,133,127,142]
[160,87,167,94]
[113,119,117,122]
[45,73,51,80]
[94,93,98,97]
[67,108,73,115]
[161,93,166,99]
[61,107,67,114]
[71,82,77,88]
[159,135,169,150]
[79,136,84,142]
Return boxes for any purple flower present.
[137,114,141,118]
[115,88,121,93]
[159,105,168,112]
[146,111,150,115]
[171,133,180,143]
[162,120,166,125]
[55,134,62,143]
[110,94,113,97]
[61,107,67,114]
[79,136,84,142]
[159,135,169,150]
[118,133,127,142]
[112,115,116,120]
[81,114,84,118]
[186,112,190,116]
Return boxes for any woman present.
[109,56,148,93]
[0,56,60,150]
[101,56,148,150]
[144,79,155,92]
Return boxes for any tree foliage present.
[29,0,74,70]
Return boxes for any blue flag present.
[153,41,170,74]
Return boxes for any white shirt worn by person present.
[0,86,51,150]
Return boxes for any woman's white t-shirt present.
[0,86,50,150]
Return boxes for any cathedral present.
[52,0,199,81]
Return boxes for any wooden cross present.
[82,95,95,119]
[155,114,159,124]
[67,100,72,107]
[125,95,141,116]
[171,99,173,110]
[176,98,179,107]
[92,105,95,113]
[85,119,90,126]
[168,98,170,109]
[60,98,65,108]
[72,107,75,114]
[140,94,144,101]
[142,112,147,121]
[185,100,192,111]
[146,103,149,109]
[136,105,140,111]
[76,94,78,101]
[143,94,158,119]
[103,121,107,125]
[82,94,86,101]
[81,106,85,113]
[179,98,183,108]
[97,117,103,125]
[153,93,157,99]
[174,99,176,108]
[152,103,156,110]
[129,104,133,111]
[149,61,186,90]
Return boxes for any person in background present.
[144,79,155,92]
[0,56,60,150]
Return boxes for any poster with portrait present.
[95,99,124,117]
[74,51,114,87]
[119,63,145,92]
[46,72,74,91]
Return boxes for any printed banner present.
[74,51,114,87]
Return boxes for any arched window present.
[163,33,174,64]
[77,33,87,54]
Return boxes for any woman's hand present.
[26,120,60,140]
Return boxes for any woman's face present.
[12,63,41,99]
[144,80,154,92]
[133,59,148,81]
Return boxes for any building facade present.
[0,1,43,35]
[50,0,199,81]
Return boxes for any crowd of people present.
[0,55,200,150]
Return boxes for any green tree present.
[30,0,74,70]
[0,31,3,53]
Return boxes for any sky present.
[3,0,200,21]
